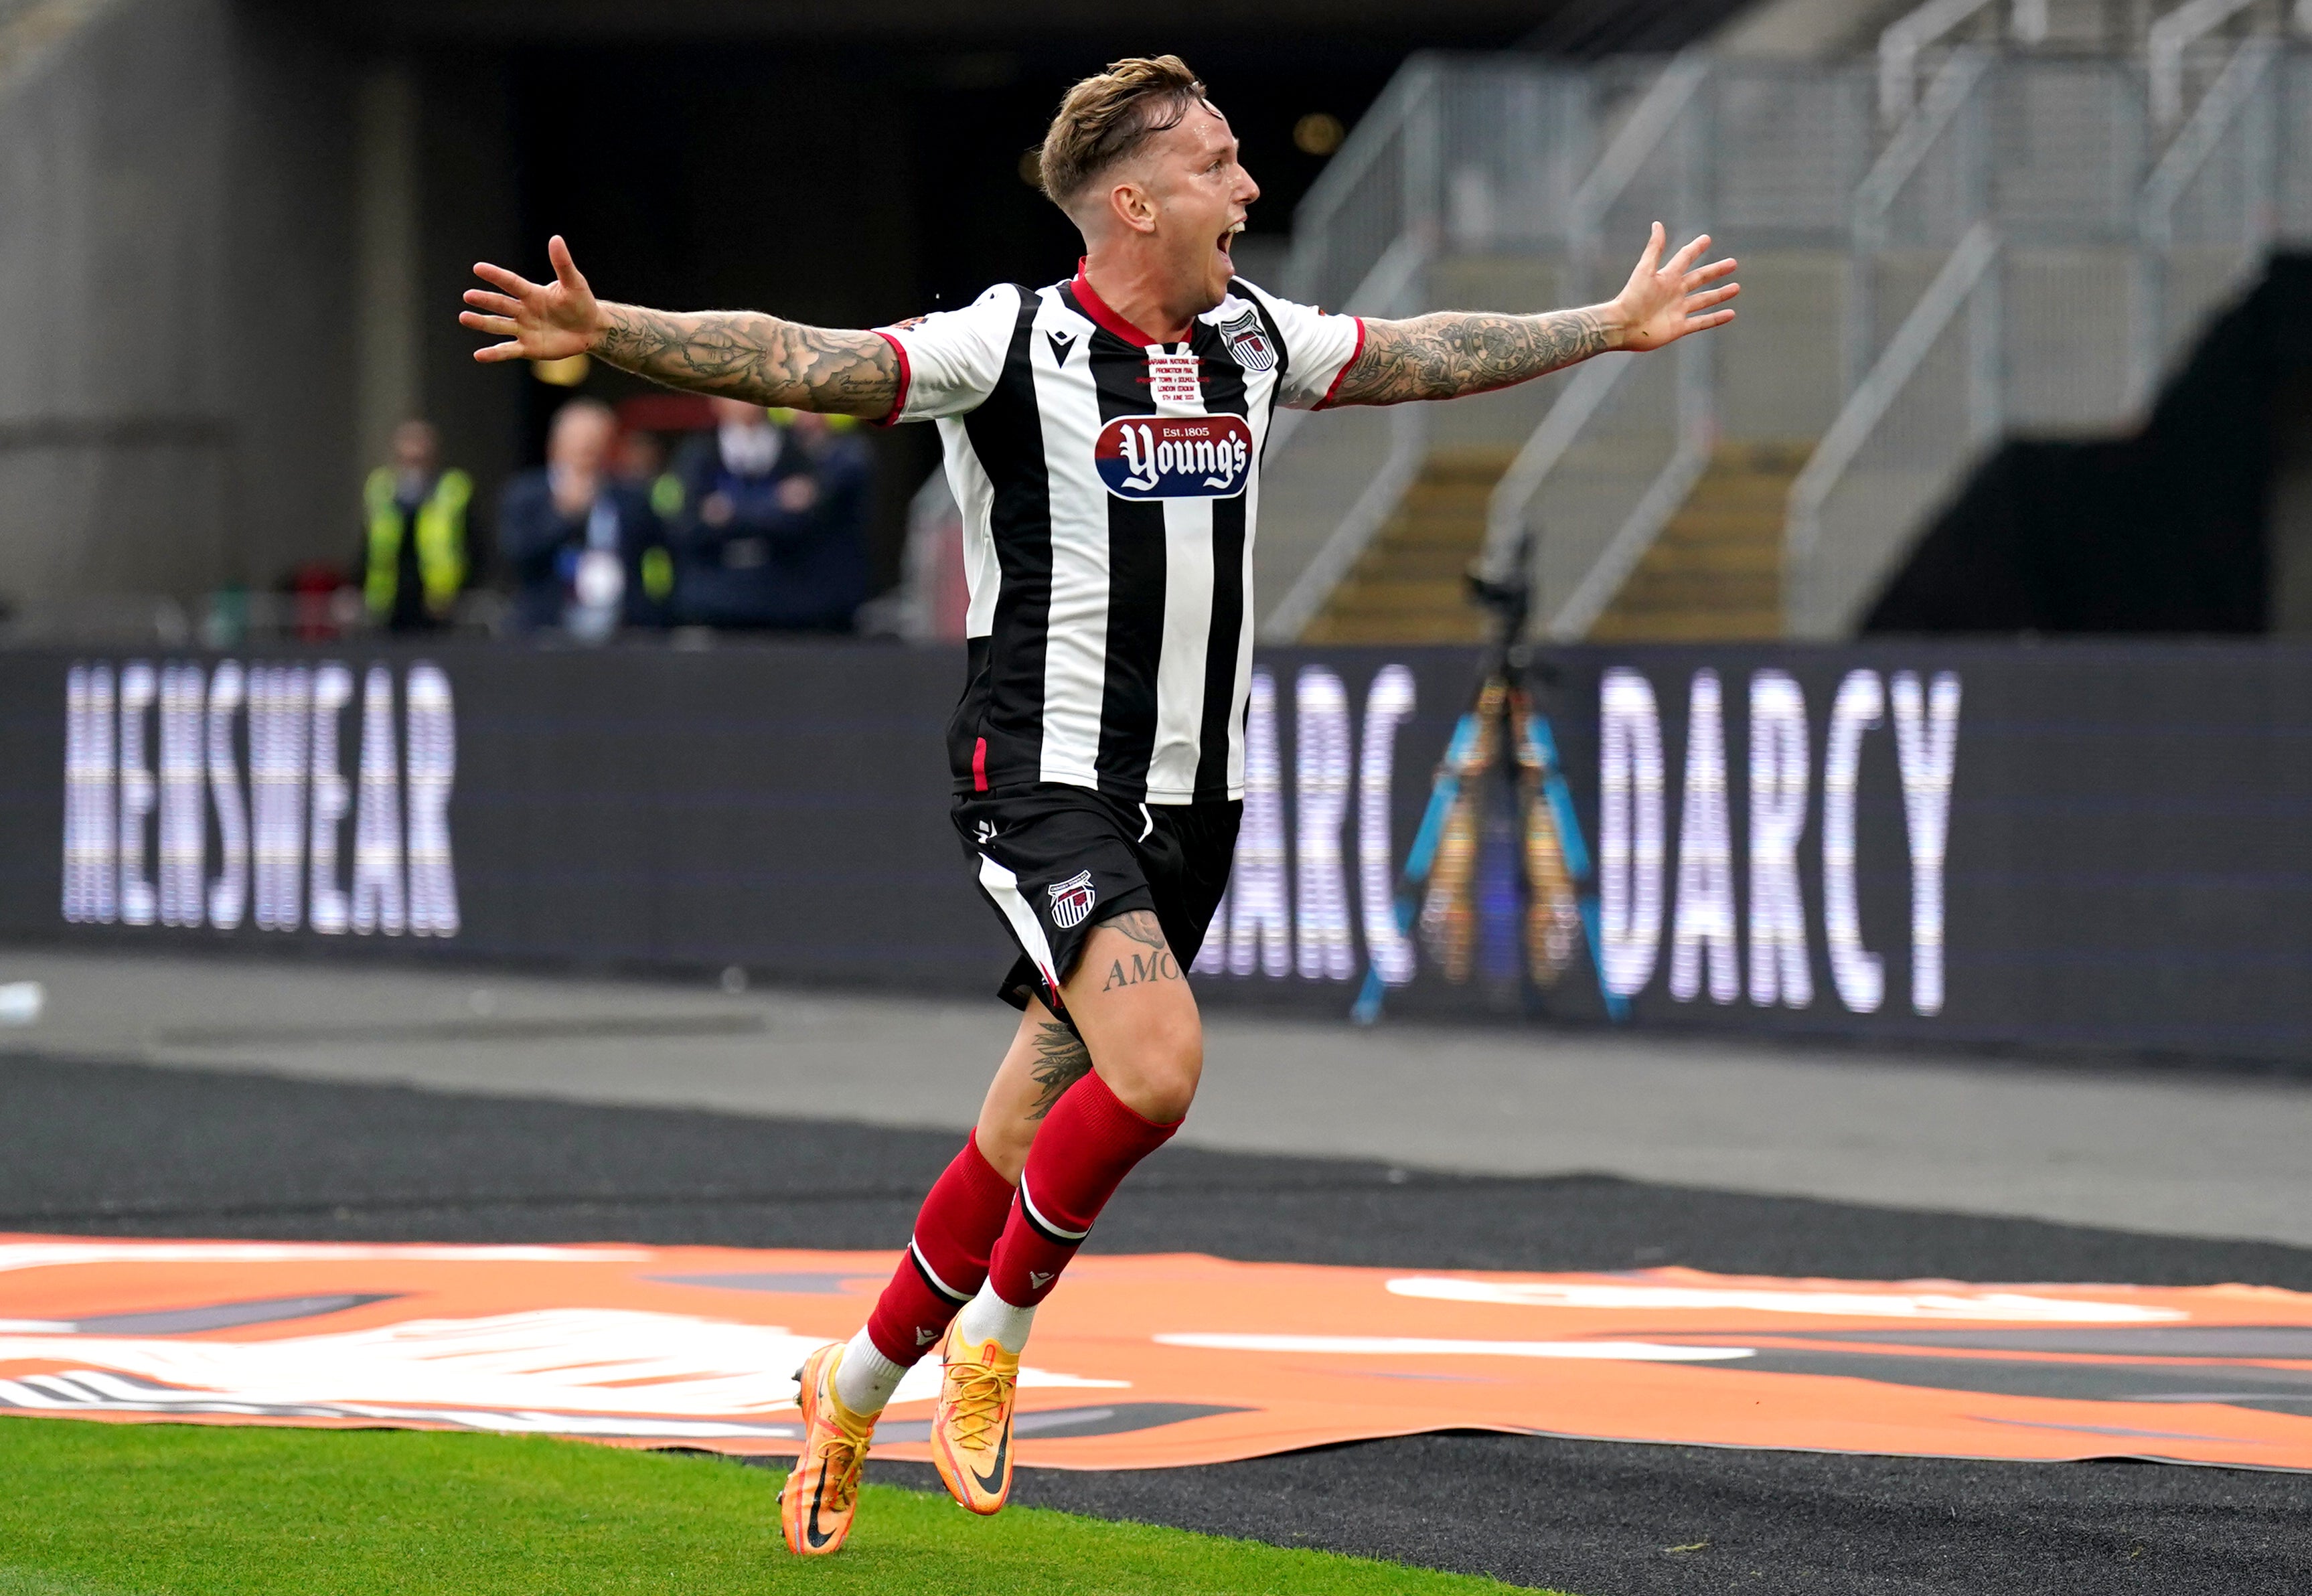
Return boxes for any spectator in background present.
[615,423,690,564]
[360,419,471,633]
[498,398,672,640]
[670,397,870,632]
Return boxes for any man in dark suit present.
[497,398,672,638]
[670,397,869,632]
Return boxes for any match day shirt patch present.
[1147,352,1202,404]
[1095,416,1253,500]
[1047,871,1097,929]
[1217,309,1276,372]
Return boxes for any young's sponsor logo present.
[1094,414,1252,500]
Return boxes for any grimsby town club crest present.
[1047,871,1098,930]
[1217,309,1276,372]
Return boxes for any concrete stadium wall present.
[0,0,360,610]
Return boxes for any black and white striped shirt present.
[878,265,1363,805]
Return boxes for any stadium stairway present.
[1303,439,1808,644]
[1301,447,1512,645]
[1586,440,1805,643]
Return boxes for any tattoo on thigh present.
[1026,1020,1092,1120]
[1097,910,1182,991]
[1109,910,1166,951]
[1101,948,1182,991]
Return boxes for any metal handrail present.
[1257,231,1436,641]
[1478,354,1634,581]
[1853,48,1991,250]
[1545,341,1717,643]
[2132,33,2281,407]
[1566,50,1711,298]
[2149,0,2266,128]
[1265,230,1430,462]
[1250,45,2310,647]
[1844,46,1989,398]
[1786,221,2001,634]
[1259,406,1430,643]
[1257,59,1449,642]
[1878,0,2007,125]
[1570,54,1711,230]
[2141,33,2280,242]
[1282,58,1437,306]
[1474,52,1711,605]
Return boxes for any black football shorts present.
[953,783,1241,1020]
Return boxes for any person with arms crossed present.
[460,54,1737,1557]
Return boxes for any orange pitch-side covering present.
[3,1235,2309,1471]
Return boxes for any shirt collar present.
[1071,258,1167,349]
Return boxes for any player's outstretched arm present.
[459,235,900,419]
[1326,224,1738,406]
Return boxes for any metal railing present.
[2150,0,2268,127]
[1242,25,2312,643]
[1252,65,1446,643]
[1258,57,1594,641]
[2133,32,2281,404]
[1473,52,1717,640]
[1880,0,2031,125]
[1788,223,2003,638]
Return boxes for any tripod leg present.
[1351,709,1482,1024]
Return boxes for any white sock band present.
[953,1279,1036,1356]
[831,1329,906,1417]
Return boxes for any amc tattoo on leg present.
[1099,912,1184,991]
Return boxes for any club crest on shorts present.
[1047,870,1097,930]
[1217,309,1276,372]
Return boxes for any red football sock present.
[864,1131,1017,1366]
[986,1071,1179,1308]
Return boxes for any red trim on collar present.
[1314,316,1367,410]
[1070,260,1164,347]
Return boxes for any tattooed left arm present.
[1325,224,1739,407]
[1327,308,1612,405]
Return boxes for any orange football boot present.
[779,1341,878,1554]
[930,1320,1020,1514]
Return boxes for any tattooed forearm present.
[1025,1020,1093,1120]
[1326,307,1614,406]
[593,303,901,418]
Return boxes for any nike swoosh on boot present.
[968,1419,1010,1497]
[804,1472,840,1550]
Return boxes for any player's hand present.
[461,235,602,364]
[1609,224,1738,353]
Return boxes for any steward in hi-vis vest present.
[362,463,471,632]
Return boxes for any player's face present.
[1142,102,1259,311]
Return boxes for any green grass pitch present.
[0,1419,1563,1595]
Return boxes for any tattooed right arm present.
[460,233,899,418]
[593,305,900,417]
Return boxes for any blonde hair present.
[1035,55,1209,210]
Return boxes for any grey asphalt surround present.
[3,1054,2307,1595]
